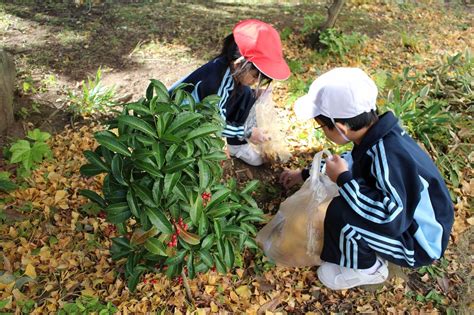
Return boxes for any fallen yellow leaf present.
[236,285,251,299]
[54,190,67,204]
[24,264,37,279]
[210,301,218,312]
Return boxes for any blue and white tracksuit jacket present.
[321,111,454,269]
[169,57,255,145]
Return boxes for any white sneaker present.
[228,144,263,166]
[317,259,388,290]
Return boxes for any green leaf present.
[160,133,182,143]
[241,180,260,194]
[150,79,170,102]
[27,128,51,142]
[84,150,109,171]
[134,157,163,178]
[126,190,140,217]
[206,188,231,209]
[152,179,162,204]
[187,251,196,279]
[132,183,155,207]
[198,159,211,190]
[126,102,153,115]
[118,116,157,139]
[163,171,181,197]
[162,158,195,173]
[135,134,155,146]
[241,193,259,209]
[200,251,214,267]
[244,237,258,249]
[206,203,231,218]
[214,220,222,238]
[185,124,221,141]
[165,144,179,162]
[167,112,202,134]
[201,234,214,250]
[144,238,168,256]
[190,193,203,226]
[198,213,209,235]
[0,179,17,193]
[202,151,227,161]
[152,143,166,169]
[31,141,52,162]
[224,239,234,268]
[172,182,188,202]
[127,267,144,293]
[80,164,106,177]
[222,225,244,235]
[240,214,265,223]
[111,155,128,186]
[95,133,131,157]
[106,202,131,224]
[79,189,106,208]
[144,207,173,234]
[10,140,32,164]
[213,254,227,273]
[165,249,186,266]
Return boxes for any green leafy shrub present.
[380,50,473,192]
[400,31,422,53]
[0,171,17,193]
[68,67,117,116]
[301,13,324,34]
[58,296,117,315]
[8,129,52,178]
[79,80,264,292]
[319,28,367,59]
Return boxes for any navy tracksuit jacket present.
[321,112,454,269]
[169,57,255,145]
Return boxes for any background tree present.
[307,0,345,49]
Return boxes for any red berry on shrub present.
[98,211,106,219]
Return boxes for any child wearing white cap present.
[281,67,454,290]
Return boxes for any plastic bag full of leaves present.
[244,87,291,162]
[256,150,339,267]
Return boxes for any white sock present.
[360,259,381,274]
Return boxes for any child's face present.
[237,68,260,86]
[233,60,260,86]
[314,118,350,145]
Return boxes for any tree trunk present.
[0,49,15,135]
[319,0,345,32]
[307,0,345,49]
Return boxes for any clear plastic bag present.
[256,150,339,267]
[244,88,291,162]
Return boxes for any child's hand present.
[325,154,349,183]
[279,169,303,189]
[248,127,270,144]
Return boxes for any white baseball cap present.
[294,68,378,121]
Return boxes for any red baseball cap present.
[233,19,290,81]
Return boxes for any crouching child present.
[283,67,454,290]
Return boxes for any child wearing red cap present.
[169,19,290,166]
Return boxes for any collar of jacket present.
[351,111,400,161]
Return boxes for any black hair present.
[216,34,272,87]
[315,110,379,131]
